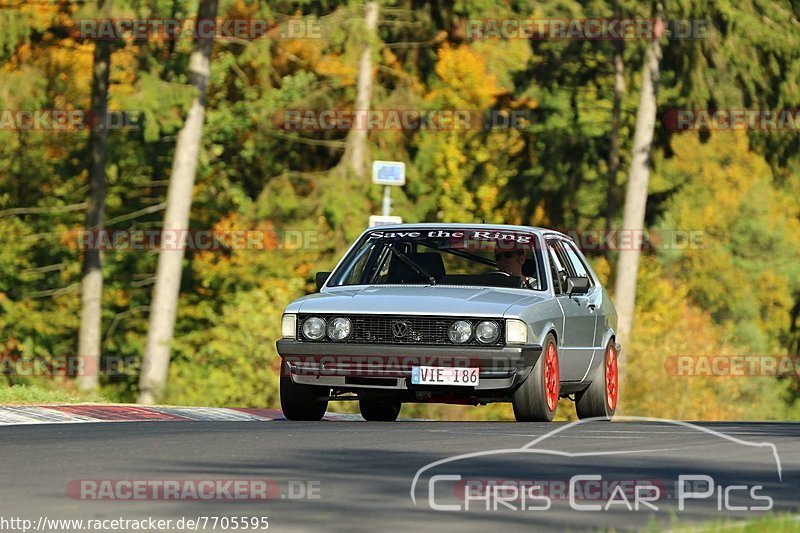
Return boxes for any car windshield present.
[327,228,543,290]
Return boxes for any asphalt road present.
[2,420,799,532]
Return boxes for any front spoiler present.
[275,340,542,391]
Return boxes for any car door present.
[545,238,596,381]
[560,239,603,355]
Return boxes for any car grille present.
[296,314,505,346]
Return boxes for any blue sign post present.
[372,161,406,217]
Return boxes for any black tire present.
[359,397,401,422]
[575,340,619,421]
[512,333,559,422]
[280,365,329,421]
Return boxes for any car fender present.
[516,299,564,349]
[533,320,560,348]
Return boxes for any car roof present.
[363,223,571,240]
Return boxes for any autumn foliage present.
[1,1,799,419]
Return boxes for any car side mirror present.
[566,276,590,296]
[315,271,331,291]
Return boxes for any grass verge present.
[0,384,106,405]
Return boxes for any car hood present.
[292,285,547,317]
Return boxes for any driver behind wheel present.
[494,248,536,289]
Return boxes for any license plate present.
[411,366,479,387]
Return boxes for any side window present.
[369,247,392,283]
[342,245,373,284]
[562,241,594,285]
[546,241,566,295]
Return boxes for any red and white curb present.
[0,405,364,426]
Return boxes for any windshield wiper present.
[387,245,437,285]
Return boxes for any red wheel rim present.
[605,344,618,412]
[544,342,559,412]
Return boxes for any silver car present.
[276,224,620,422]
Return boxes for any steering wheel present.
[485,270,511,277]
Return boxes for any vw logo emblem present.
[391,321,410,338]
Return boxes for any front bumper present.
[276,340,542,391]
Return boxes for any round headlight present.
[327,317,352,341]
[301,317,326,340]
[448,320,473,344]
[475,321,500,344]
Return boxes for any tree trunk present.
[345,1,379,179]
[76,39,111,391]
[605,2,625,246]
[614,16,664,378]
[138,0,218,404]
